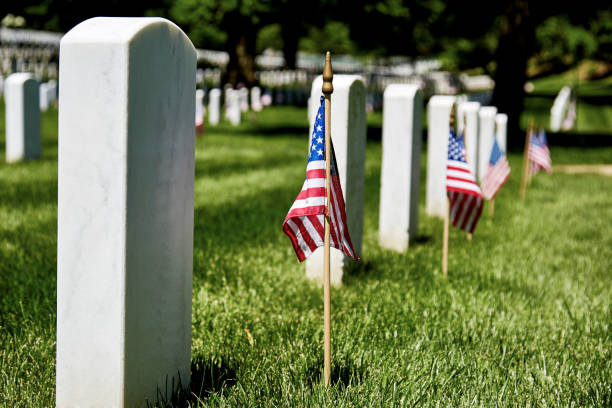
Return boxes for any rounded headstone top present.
[384,83,421,98]
[478,106,498,117]
[495,113,508,122]
[428,95,456,107]
[61,17,194,54]
[6,72,36,85]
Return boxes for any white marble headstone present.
[239,87,249,112]
[226,89,241,125]
[39,82,49,111]
[195,88,204,130]
[550,86,571,132]
[495,113,508,153]
[457,101,480,178]
[208,88,221,125]
[57,17,195,407]
[379,84,422,252]
[306,75,366,285]
[5,72,41,162]
[478,106,497,180]
[251,86,262,112]
[425,95,455,218]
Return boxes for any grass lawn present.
[0,102,610,407]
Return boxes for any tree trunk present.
[491,0,536,148]
[223,14,257,87]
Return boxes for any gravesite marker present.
[5,72,41,162]
[57,17,195,406]
[306,74,366,285]
[379,84,422,252]
[426,95,455,218]
[208,88,221,125]
[457,101,480,178]
[477,106,497,181]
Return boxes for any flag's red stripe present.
[306,169,326,179]
[286,205,327,219]
[282,221,306,261]
[292,217,318,253]
[447,165,471,173]
[296,187,326,200]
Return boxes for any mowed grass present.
[0,101,611,407]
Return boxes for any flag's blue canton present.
[448,131,467,162]
[309,96,325,163]
[532,129,548,147]
[489,139,503,165]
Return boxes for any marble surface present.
[251,86,262,112]
[425,95,455,218]
[495,113,508,153]
[478,106,498,181]
[457,101,480,178]
[39,82,49,111]
[5,72,40,162]
[208,88,221,125]
[305,75,366,285]
[379,84,422,252]
[195,88,204,129]
[226,89,241,125]
[57,17,195,407]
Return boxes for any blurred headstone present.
[195,88,204,133]
[379,84,422,252]
[208,88,221,125]
[5,72,40,162]
[495,113,508,152]
[39,82,49,111]
[478,106,497,181]
[251,86,262,112]
[457,101,480,178]
[426,95,455,218]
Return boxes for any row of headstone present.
[425,96,507,218]
[53,17,511,408]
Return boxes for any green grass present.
[0,102,611,407]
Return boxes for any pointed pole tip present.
[322,52,333,95]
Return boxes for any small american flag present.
[481,136,511,200]
[447,130,483,233]
[283,97,358,262]
[528,128,552,175]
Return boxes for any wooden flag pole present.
[460,111,473,242]
[519,119,533,200]
[443,105,454,276]
[322,51,333,389]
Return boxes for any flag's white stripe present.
[286,219,312,258]
[447,169,478,182]
[447,179,482,194]
[447,160,472,171]
[307,160,326,171]
[289,196,326,211]
[302,216,324,246]
[302,178,326,189]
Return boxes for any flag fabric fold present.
[528,128,552,175]
[447,130,483,233]
[481,136,511,200]
[283,96,358,262]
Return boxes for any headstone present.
[5,72,41,162]
[306,75,366,285]
[457,101,480,178]
[425,95,455,218]
[495,113,508,152]
[550,86,571,132]
[208,88,221,125]
[379,84,422,252]
[57,17,195,407]
[195,88,204,133]
[39,82,49,111]
[226,89,241,126]
[251,86,262,112]
[238,87,249,112]
[478,106,497,181]
[47,79,58,105]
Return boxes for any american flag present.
[481,136,511,200]
[447,130,483,233]
[283,97,358,262]
[528,128,552,175]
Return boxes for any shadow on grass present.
[147,358,238,407]
[305,358,365,389]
